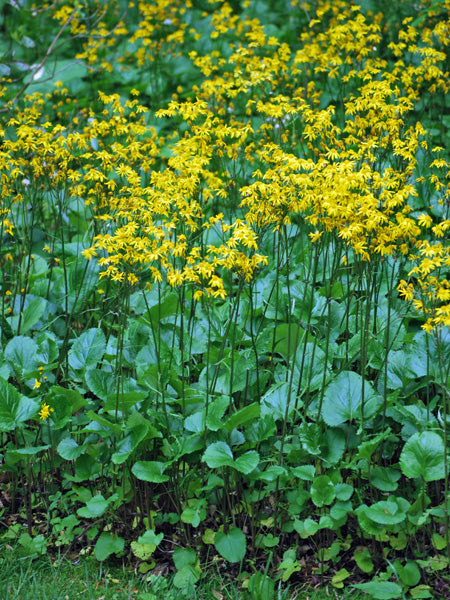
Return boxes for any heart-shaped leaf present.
[311,475,335,507]
[322,371,381,426]
[400,431,445,481]
[214,527,246,563]
[94,532,124,561]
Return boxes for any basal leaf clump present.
[0,0,449,596]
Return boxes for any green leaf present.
[248,572,275,600]
[0,64,11,77]
[400,431,445,481]
[50,386,86,413]
[5,335,38,381]
[291,465,315,480]
[132,529,163,559]
[18,533,46,558]
[246,414,276,443]
[214,527,246,563]
[173,566,201,589]
[355,430,392,462]
[261,382,296,421]
[371,466,401,492]
[206,396,229,431]
[261,533,279,548]
[68,328,106,373]
[173,547,197,570]
[354,547,374,573]
[77,494,110,518]
[5,445,50,463]
[334,483,353,501]
[202,442,258,474]
[233,450,259,474]
[86,410,122,437]
[399,561,421,587]
[331,568,350,589]
[364,500,407,525]
[294,342,331,392]
[112,424,149,465]
[57,437,85,460]
[293,518,320,538]
[257,465,288,481]
[94,532,124,561]
[409,584,433,598]
[318,515,334,529]
[278,549,301,582]
[323,427,346,465]
[172,548,201,588]
[0,379,39,431]
[15,297,46,333]
[71,454,101,482]
[299,421,321,455]
[431,533,447,551]
[130,541,156,561]
[138,530,164,547]
[36,332,58,365]
[47,386,87,431]
[132,461,169,483]
[311,475,335,507]
[104,391,146,414]
[274,323,305,358]
[224,401,260,432]
[330,500,352,522]
[322,371,381,426]
[85,369,115,401]
[145,293,179,330]
[202,441,234,469]
[353,581,403,599]
[356,505,386,535]
[181,498,206,528]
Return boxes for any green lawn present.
[0,546,365,600]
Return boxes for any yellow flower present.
[39,403,53,421]
[33,379,41,390]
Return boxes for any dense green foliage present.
[0,0,449,598]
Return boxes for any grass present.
[0,546,365,600]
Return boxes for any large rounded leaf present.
[132,461,169,483]
[400,431,445,481]
[364,500,407,525]
[57,437,85,460]
[311,475,335,507]
[202,441,234,469]
[233,450,259,474]
[0,379,39,431]
[5,336,38,381]
[94,532,124,561]
[214,527,246,563]
[322,371,381,426]
[68,328,106,373]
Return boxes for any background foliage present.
[0,0,449,598]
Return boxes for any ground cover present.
[0,0,449,598]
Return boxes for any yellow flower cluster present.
[1,0,449,324]
[39,403,54,421]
